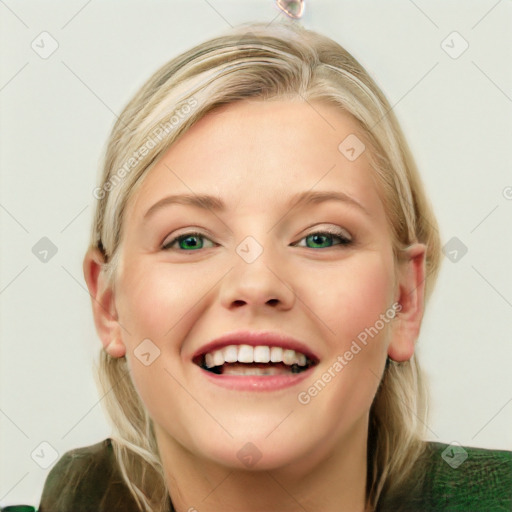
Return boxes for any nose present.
[219,239,296,312]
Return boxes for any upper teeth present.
[204,345,307,368]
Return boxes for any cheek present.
[309,251,396,346]
[114,259,222,410]
[344,262,394,341]
[306,253,395,419]
[114,261,196,426]
[116,260,211,342]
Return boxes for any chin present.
[189,428,320,473]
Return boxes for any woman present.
[36,20,511,512]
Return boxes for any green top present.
[26,438,512,511]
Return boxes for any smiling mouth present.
[193,344,318,376]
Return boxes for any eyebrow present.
[143,190,370,220]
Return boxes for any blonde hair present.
[88,20,442,511]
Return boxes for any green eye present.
[163,232,215,251]
[162,228,352,252]
[301,231,352,249]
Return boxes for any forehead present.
[125,99,386,222]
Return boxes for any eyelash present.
[162,227,353,251]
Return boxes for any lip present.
[191,330,320,392]
[191,329,320,362]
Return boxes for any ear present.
[83,247,126,358]
[387,243,427,362]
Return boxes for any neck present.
[155,422,370,512]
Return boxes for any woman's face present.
[110,99,406,471]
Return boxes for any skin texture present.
[84,99,426,512]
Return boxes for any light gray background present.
[1,0,511,507]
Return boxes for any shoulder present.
[38,438,140,512]
[423,441,512,511]
[380,441,512,512]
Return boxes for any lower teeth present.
[203,362,305,375]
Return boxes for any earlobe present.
[83,247,126,358]
[387,243,427,362]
